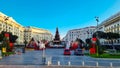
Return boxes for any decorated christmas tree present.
[54,27,60,41]
[53,27,61,44]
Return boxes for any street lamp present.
[95,16,99,30]
[95,16,99,56]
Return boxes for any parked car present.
[64,49,71,55]
[74,48,84,56]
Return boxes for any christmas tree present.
[54,27,60,41]
[53,27,61,44]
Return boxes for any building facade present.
[0,12,53,45]
[0,12,24,44]
[24,26,53,43]
[63,26,96,42]
[98,11,120,45]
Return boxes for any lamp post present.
[86,28,89,50]
[95,16,99,56]
[95,16,99,30]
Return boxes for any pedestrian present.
[38,41,41,50]
[41,42,45,49]
[66,41,70,49]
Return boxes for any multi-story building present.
[63,26,96,42]
[98,11,120,45]
[24,26,53,43]
[0,12,24,44]
[0,12,53,45]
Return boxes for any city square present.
[1,48,120,67]
[0,0,120,68]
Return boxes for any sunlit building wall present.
[98,11,120,44]
[0,12,24,44]
[24,26,53,43]
[63,26,96,42]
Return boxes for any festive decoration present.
[92,37,97,43]
[9,43,13,47]
[54,27,60,41]
[89,38,97,54]
[2,47,6,53]
[4,33,9,37]
[70,42,78,50]
[53,27,61,47]
[90,44,96,54]
[27,38,39,50]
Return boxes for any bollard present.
[47,61,50,66]
[82,61,84,66]
[96,62,98,67]
[110,62,113,67]
[58,61,60,66]
[68,61,71,66]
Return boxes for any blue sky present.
[0,0,120,38]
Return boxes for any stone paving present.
[0,65,111,68]
[0,48,120,68]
